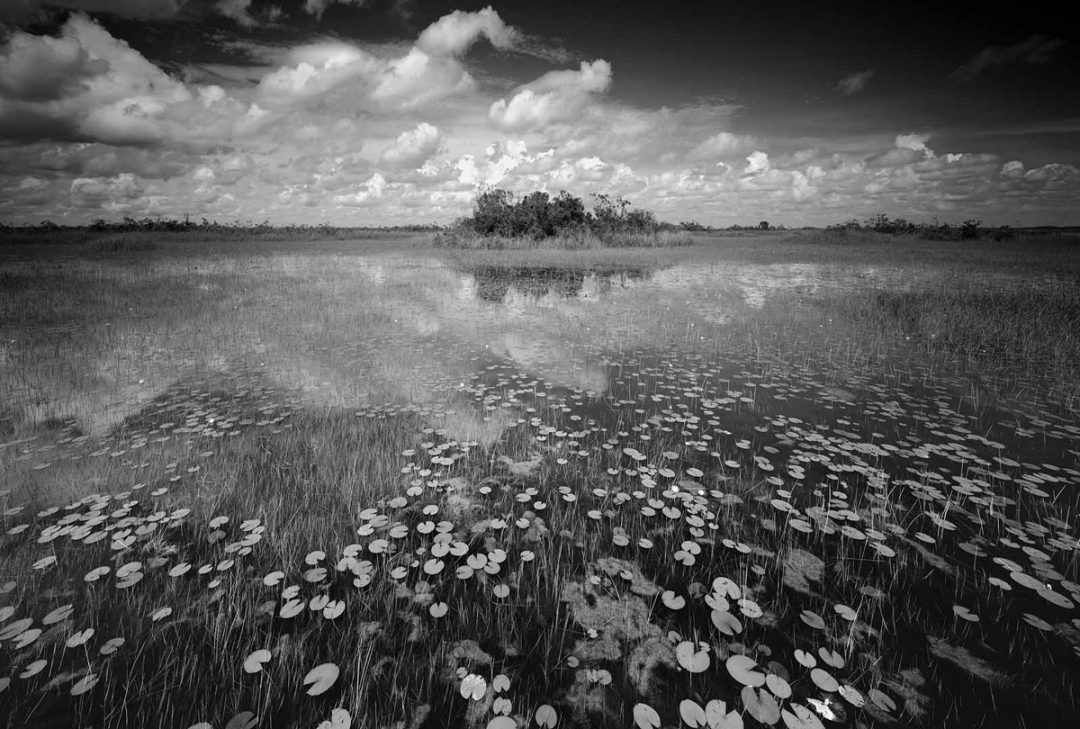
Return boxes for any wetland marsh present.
[1,231,1079,729]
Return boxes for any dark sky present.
[1,0,1077,226]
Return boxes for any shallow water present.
[2,247,1079,727]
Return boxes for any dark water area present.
[469,265,653,303]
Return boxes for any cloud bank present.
[0,8,1076,227]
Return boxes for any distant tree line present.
[0,217,442,235]
[676,220,785,232]
[826,214,1010,241]
[1,212,1036,243]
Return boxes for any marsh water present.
[2,244,1079,727]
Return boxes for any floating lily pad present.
[676,641,710,673]
[781,704,824,729]
[800,610,826,630]
[741,685,780,725]
[810,668,838,692]
[633,703,660,729]
[727,654,766,687]
[243,649,272,674]
[711,609,742,636]
[303,663,340,696]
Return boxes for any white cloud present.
[0,31,99,102]
[416,6,519,57]
[369,46,476,109]
[380,122,442,167]
[257,8,520,111]
[895,133,934,156]
[257,44,383,107]
[1,9,1077,227]
[69,172,145,208]
[0,13,267,147]
[686,131,758,161]
[744,151,770,174]
[452,140,555,188]
[334,172,389,206]
[1001,160,1025,177]
[489,60,612,131]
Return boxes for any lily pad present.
[727,654,766,687]
[303,663,340,696]
[810,668,839,692]
[633,703,661,729]
[741,686,780,725]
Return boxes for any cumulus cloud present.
[258,7,519,110]
[0,11,282,155]
[686,131,758,161]
[0,13,190,142]
[950,35,1065,80]
[1,7,1077,227]
[69,172,145,208]
[865,134,936,169]
[453,140,556,188]
[0,30,104,101]
[369,46,475,108]
[834,69,874,95]
[416,6,519,56]
[8,121,1078,225]
[257,43,383,106]
[894,133,934,156]
[997,160,1080,191]
[744,150,770,174]
[333,172,388,206]
[0,13,265,147]
[380,122,442,167]
[489,60,612,131]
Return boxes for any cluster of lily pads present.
[1,336,1078,728]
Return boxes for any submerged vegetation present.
[1,230,1079,728]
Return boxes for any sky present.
[0,0,1077,227]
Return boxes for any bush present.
[991,225,1015,241]
[960,219,982,240]
[451,187,672,247]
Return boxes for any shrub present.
[450,187,671,247]
[822,215,1002,242]
[471,187,515,236]
[960,219,982,240]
